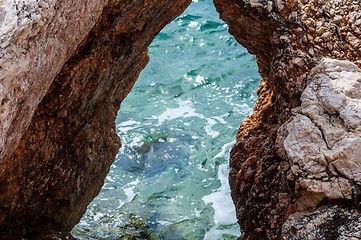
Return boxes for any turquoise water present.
[72,0,259,239]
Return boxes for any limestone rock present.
[0,0,191,238]
[0,0,108,162]
[277,58,361,210]
[214,0,361,239]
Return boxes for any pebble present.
[316,27,326,35]
[292,57,305,67]
[321,31,332,40]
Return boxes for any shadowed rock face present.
[0,0,191,238]
[282,206,361,239]
[213,0,361,239]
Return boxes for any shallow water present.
[72,0,259,239]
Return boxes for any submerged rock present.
[213,0,361,239]
[116,132,195,177]
[0,0,191,238]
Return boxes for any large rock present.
[277,59,361,211]
[0,0,191,238]
[0,0,108,165]
[213,0,361,239]
[278,58,361,239]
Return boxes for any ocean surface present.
[72,0,259,239]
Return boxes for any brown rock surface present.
[1,0,360,239]
[213,0,361,239]
[0,0,191,238]
[0,0,108,166]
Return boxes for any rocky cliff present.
[1,0,360,239]
[0,0,191,238]
[213,0,361,239]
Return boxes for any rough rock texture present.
[0,0,191,239]
[277,59,361,211]
[213,0,361,239]
[0,0,107,162]
[282,206,361,240]
[1,0,360,239]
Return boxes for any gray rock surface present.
[282,206,361,240]
[277,58,361,211]
[0,0,107,161]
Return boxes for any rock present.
[1,0,360,239]
[213,0,361,239]
[0,0,117,162]
[0,0,191,238]
[116,132,193,177]
[282,206,361,240]
[277,58,361,211]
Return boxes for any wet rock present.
[116,133,195,176]
[0,0,191,238]
[214,0,361,239]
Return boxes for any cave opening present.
[73,0,259,239]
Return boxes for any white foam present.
[152,100,221,138]
[204,226,240,240]
[213,140,236,159]
[195,75,205,84]
[153,100,201,124]
[203,164,237,225]
[128,135,144,148]
[204,118,220,138]
[116,120,141,133]
[118,178,140,208]
[118,120,139,126]
[189,21,199,28]
[202,163,240,239]
[106,176,116,182]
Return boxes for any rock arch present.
[0,0,360,239]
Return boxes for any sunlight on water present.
[73,0,259,239]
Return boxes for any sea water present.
[72,0,259,239]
